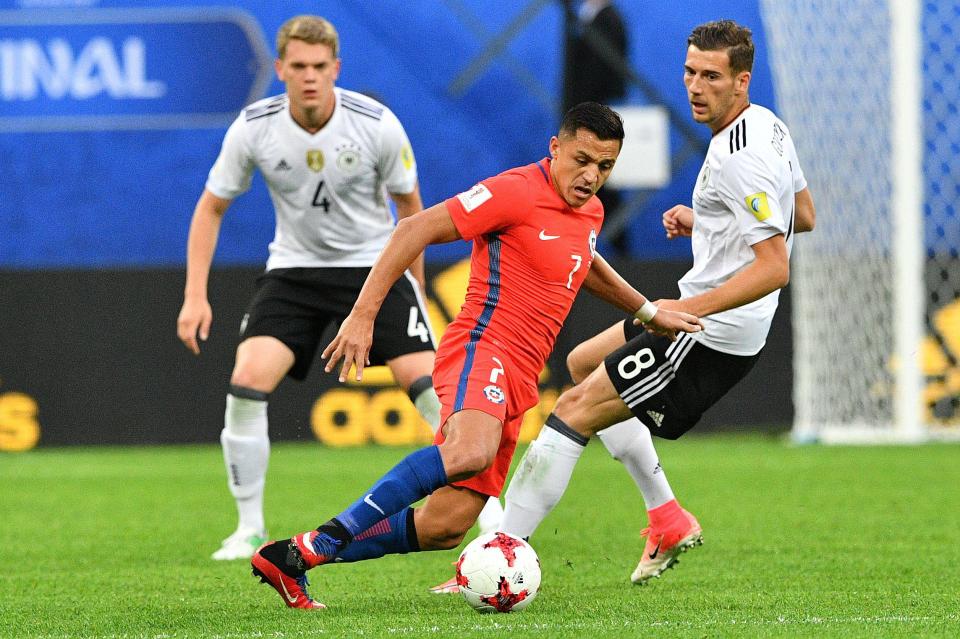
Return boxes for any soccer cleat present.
[428,576,460,594]
[294,529,351,568]
[211,527,268,561]
[630,508,703,584]
[428,560,463,594]
[250,539,326,610]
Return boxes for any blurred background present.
[1,0,957,450]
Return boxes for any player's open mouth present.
[573,186,593,198]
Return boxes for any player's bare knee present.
[552,385,602,437]
[566,346,594,385]
[442,445,495,481]
[552,384,586,420]
[438,423,499,479]
[229,369,272,393]
[229,369,258,390]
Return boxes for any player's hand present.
[321,312,374,382]
[662,205,694,239]
[177,297,213,355]
[633,299,701,341]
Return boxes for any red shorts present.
[432,338,538,497]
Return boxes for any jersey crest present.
[306,150,324,172]
[699,164,711,191]
[335,143,361,173]
[483,384,506,404]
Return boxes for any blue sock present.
[336,445,447,537]
[334,507,421,563]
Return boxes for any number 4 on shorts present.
[407,307,430,343]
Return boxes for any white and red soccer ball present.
[455,531,541,613]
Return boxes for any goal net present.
[760,0,960,442]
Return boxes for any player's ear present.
[736,70,751,94]
[549,135,560,159]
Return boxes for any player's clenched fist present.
[662,205,694,239]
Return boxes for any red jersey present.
[439,158,604,411]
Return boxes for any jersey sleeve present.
[377,108,418,195]
[787,137,808,193]
[205,114,255,200]
[716,151,788,247]
[444,172,531,240]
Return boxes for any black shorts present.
[604,322,759,439]
[240,267,436,380]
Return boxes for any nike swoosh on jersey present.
[538,230,560,240]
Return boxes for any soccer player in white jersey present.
[177,15,504,561]
[500,19,816,584]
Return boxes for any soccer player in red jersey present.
[249,102,702,610]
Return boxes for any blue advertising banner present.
[0,7,272,131]
[0,0,775,268]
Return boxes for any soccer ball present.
[455,531,541,613]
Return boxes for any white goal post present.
[760,0,960,443]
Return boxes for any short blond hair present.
[276,15,339,59]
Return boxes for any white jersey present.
[206,88,418,269]
[680,103,807,355]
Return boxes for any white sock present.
[502,417,587,539]
[221,393,269,533]
[597,418,675,510]
[410,380,442,432]
[477,496,505,535]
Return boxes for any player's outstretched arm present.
[662,233,789,319]
[322,202,461,382]
[581,253,646,313]
[177,189,231,355]
[582,254,702,341]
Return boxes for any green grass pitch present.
[3,435,959,638]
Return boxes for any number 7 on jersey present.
[566,254,582,289]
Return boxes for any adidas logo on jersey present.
[646,410,665,428]
[274,159,291,171]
